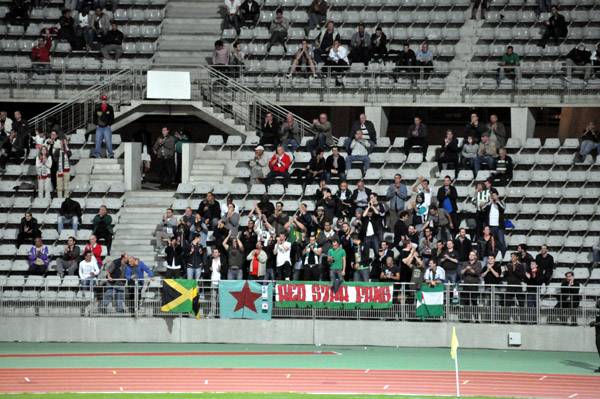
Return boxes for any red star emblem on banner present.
[229,282,262,313]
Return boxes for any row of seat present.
[260,0,472,7]
[0,23,160,39]
[0,39,156,54]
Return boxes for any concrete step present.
[89,176,124,182]
[153,52,210,65]
[119,208,167,215]
[109,238,153,246]
[92,163,122,171]
[124,198,173,207]
[112,244,155,253]
[126,190,174,198]
[117,214,161,224]
[158,39,215,51]
[190,170,225,177]
[189,176,223,182]
[114,223,158,230]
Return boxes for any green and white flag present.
[416,284,444,318]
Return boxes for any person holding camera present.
[152,126,176,189]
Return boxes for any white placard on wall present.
[146,70,191,100]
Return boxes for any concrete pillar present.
[365,106,389,138]
[510,107,535,144]
[124,142,142,191]
[181,142,195,184]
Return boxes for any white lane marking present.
[286,374,291,379]
[463,380,470,385]
[24,377,30,383]
[568,394,578,399]
[119,387,124,392]
[112,370,117,375]
[364,369,370,374]
[383,385,390,390]
[204,380,209,385]
[539,375,547,381]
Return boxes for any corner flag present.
[450,326,459,360]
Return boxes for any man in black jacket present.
[404,116,428,162]
[436,129,460,178]
[93,94,114,158]
[565,44,592,80]
[239,0,260,28]
[58,197,82,236]
[535,244,554,285]
[101,21,123,61]
[393,42,416,80]
[349,113,377,144]
[538,5,568,48]
[436,175,459,234]
[350,233,371,281]
[324,146,346,183]
[197,192,221,230]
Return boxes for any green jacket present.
[93,214,113,235]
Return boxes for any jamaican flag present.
[161,279,201,318]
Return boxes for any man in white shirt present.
[483,188,506,257]
[345,130,372,174]
[79,251,100,289]
[273,232,292,280]
[424,258,445,286]
[224,0,241,35]
[324,39,349,86]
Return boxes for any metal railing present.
[0,279,596,325]
[22,66,146,138]
[197,64,319,140]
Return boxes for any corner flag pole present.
[450,326,460,397]
[454,349,460,398]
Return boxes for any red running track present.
[0,351,338,358]
[1,368,599,398]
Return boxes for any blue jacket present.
[125,262,154,282]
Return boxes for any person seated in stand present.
[498,45,520,81]
[350,23,371,65]
[264,144,292,189]
[6,0,31,30]
[224,0,241,35]
[56,236,81,278]
[288,39,317,78]
[566,44,593,81]
[464,112,486,142]
[279,112,301,153]
[307,113,334,155]
[393,42,417,81]
[313,20,339,63]
[575,122,600,162]
[324,146,346,183]
[239,0,260,28]
[92,205,113,256]
[79,250,100,289]
[101,21,123,61]
[538,5,567,48]
[473,132,497,175]
[460,134,478,172]
[31,33,52,74]
[291,148,325,188]
[249,145,269,184]
[28,237,49,276]
[349,113,377,145]
[324,39,349,87]
[415,41,433,80]
[306,0,328,34]
[258,112,279,147]
[267,8,289,54]
[403,116,428,162]
[155,207,178,252]
[345,130,372,175]
[16,212,41,249]
[435,129,460,178]
[370,26,388,63]
[0,130,25,171]
[491,147,513,186]
[58,196,82,236]
[212,40,230,76]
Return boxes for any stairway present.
[90,159,124,184]
[112,191,175,268]
[154,0,222,66]
[189,159,227,183]
[443,17,483,98]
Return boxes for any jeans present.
[445,270,459,285]
[55,259,78,277]
[227,268,243,280]
[473,155,496,175]
[265,268,275,281]
[364,235,379,259]
[579,140,600,157]
[330,269,344,285]
[81,278,95,289]
[345,155,370,173]
[58,215,79,235]
[187,267,203,280]
[324,171,346,183]
[264,170,289,188]
[353,268,369,282]
[101,44,123,60]
[306,134,328,155]
[489,225,506,257]
[94,126,113,158]
[307,12,326,32]
[536,0,551,14]
[102,286,125,312]
[283,138,299,153]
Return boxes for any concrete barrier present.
[0,317,594,352]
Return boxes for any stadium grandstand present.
[0,0,600,397]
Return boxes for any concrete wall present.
[1,318,594,352]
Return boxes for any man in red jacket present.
[265,144,291,189]
[31,33,52,74]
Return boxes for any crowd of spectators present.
[4,0,125,71]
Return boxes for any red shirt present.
[268,152,292,173]
[31,38,52,63]
[84,243,103,267]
